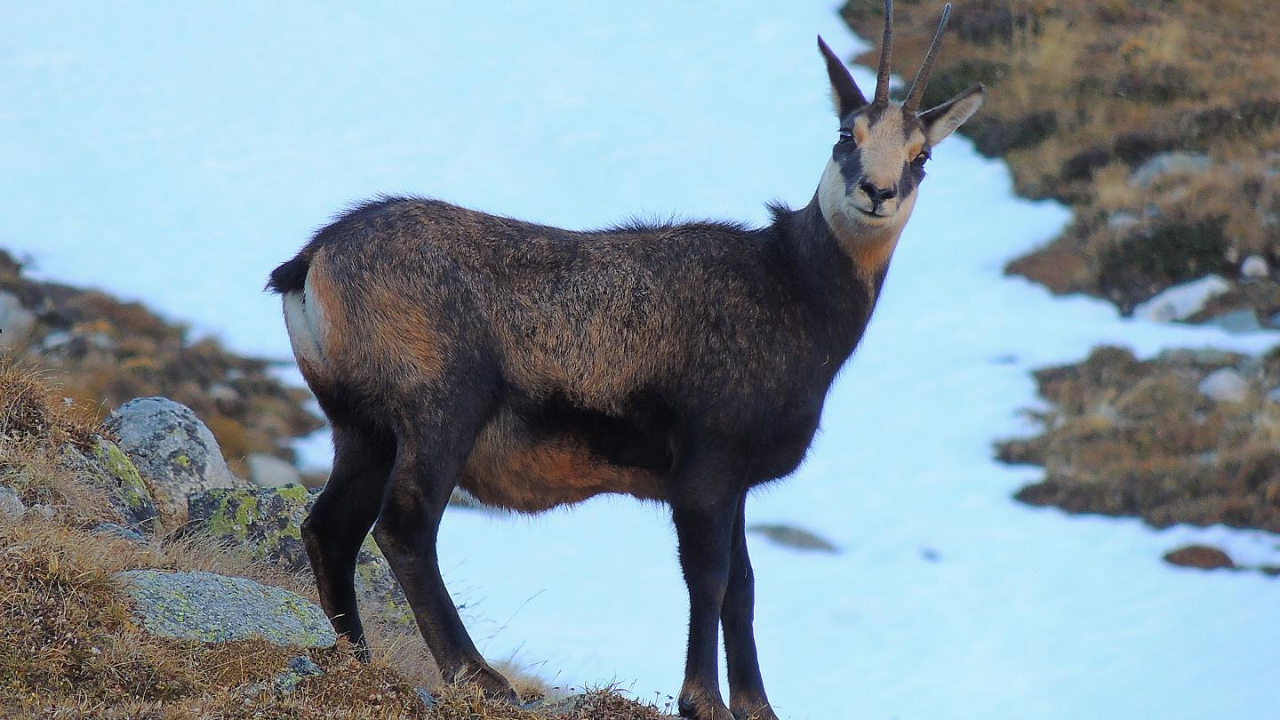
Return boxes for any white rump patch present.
[282,282,327,366]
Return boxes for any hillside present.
[0,248,321,479]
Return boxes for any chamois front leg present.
[722,496,778,720]
[672,457,742,720]
[373,435,519,704]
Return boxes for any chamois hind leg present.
[302,423,395,660]
[372,402,519,704]
[672,442,744,720]
[722,495,778,720]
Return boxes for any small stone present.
[0,485,26,521]
[28,504,57,520]
[415,687,436,709]
[747,523,839,553]
[1198,368,1250,403]
[1163,545,1235,570]
[1267,386,1280,404]
[1133,275,1232,323]
[1241,255,1269,280]
[247,453,302,488]
[0,291,36,350]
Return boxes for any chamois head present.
[817,1,984,241]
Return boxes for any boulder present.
[1132,275,1231,323]
[0,291,36,350]
[1198,368,1249,403]
[116,569,336,647]
[60,436,159,533]
[187,486,413,627]
[247,453,302,488]
[103,397,241,523]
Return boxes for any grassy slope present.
[842,0,1280,316]
[0,361,668,719]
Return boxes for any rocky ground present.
[0,248,321,481]
[0,361,670,718]
[843,0,1280,568]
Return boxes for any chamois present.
[267,3,982,718]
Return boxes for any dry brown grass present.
[0,367,664,718]
[997,346,1280,532]
[842,0,1280,313]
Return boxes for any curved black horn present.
[873,0,893,105]
[904,3,952,112]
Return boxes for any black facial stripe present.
[833,143,865,190]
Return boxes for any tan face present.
[818,104,931,240]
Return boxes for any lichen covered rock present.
[103,397,241,523]
[187,486,413,626]
[116,569,336,648]
[59,436,159,533]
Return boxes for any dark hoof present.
[678,693,734,720]
[455,662,520,705]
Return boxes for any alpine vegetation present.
[268,2,983,718]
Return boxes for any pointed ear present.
[818,35,867,118]
[919,84,985,145]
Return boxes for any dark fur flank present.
[271,6,982,718]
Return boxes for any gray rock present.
[415,687,437,709]
[1241,255,1269,280]
[0,291,36,350]
[747,523,840,553]
[247,453,302,488]
[1202,309,1264,335]
[271,655,324,694]
[60,437,159,533]
[1130,152,1211,188]
[103,397,240,522]
[0,485,26,522]
[1198,368,1250,403]
[92,522,148,544]
[187,486,413,627]
[116,569,336,647]
[1266,386,1280,404]
[1132,275,1231,323]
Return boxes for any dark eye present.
[913,150,931,165]
[838,128,853,144]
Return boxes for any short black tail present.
[266,254,310,294]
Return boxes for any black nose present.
[859,180,897,206]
